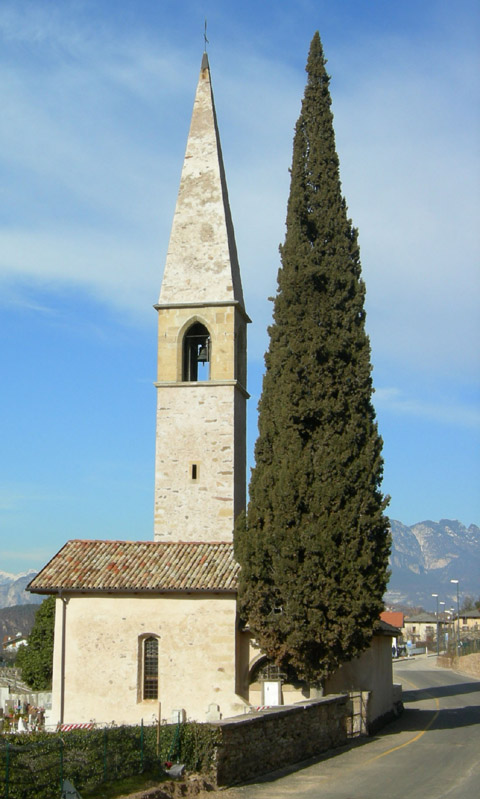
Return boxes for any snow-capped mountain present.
[2,518,479,611]
[0,570,42,608]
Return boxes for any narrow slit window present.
[191,463,199,481]
[143,637,158,700]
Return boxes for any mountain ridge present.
[386,518,480,607]
[0,604,39,644]
[2,518,479,611]
[0,571,42,609]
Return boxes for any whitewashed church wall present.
[52,594,248,726]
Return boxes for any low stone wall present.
[437,654,454,669]
[0,668,22,679]
[438,653,480,679]
[211,694,349,786]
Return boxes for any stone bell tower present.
[154,53,249,543]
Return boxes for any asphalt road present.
[215,657,480,799]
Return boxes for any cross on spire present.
[204,19,209,52]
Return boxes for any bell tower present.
[154,53,249,543]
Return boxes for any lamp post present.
[444,609,453,651]
[432,593,439,656]
[439,602,445,652]
[450,579,460,653]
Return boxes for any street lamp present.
[445,609,455,651]
[439,602,445,652]
[432,593,439,656]
[450,579,460,654]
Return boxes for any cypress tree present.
[235,32,390,685]
[15,596,55,690]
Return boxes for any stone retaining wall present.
[0,668,21,679]
[211,694,349,786]
[438,653,480,679]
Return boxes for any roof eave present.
[28,586,238,596]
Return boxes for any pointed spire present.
[159,54,245,308]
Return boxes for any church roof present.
[158,52,245,308]
[27,540,238,594]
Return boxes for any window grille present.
[143,636,158,699]
[250,659,286,683]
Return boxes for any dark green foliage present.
[0,723,220,798]
[460,595,480,613]
[235,32,390,684]
[15,596,55,690]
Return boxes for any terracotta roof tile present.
[27,540,238,594]
[380,611,404,628]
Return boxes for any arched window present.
[249,658,284,684]
[249,658,285,707]
[143,636,158,700]
[182,322,210,381]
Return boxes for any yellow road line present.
[365,674,440,763]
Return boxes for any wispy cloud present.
[1,2,478,380]
[0,285,57,314]
[331,31,480,379]
[0,2,478,570]
[0,228,161,318]
[375,387,480,428]
[0,5,478,389]
[0,484,56,512]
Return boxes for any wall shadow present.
[380,704,480,735]
[401,681,480,703]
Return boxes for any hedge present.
[0,721,220,799]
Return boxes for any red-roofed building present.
[2,633,28,652]
[380,611,404,630]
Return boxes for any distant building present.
[457,609,480,634]
[2,633,27,652]
[403,613,441,644]
[380,611,404,630]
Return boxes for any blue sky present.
[1,0,479,574]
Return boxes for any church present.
[29,53,398,729]
[29,52,253,725]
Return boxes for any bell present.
[197,343,209,362]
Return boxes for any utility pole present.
[432,593,439,656]
[439,601,445,652]
[450,579,460,654]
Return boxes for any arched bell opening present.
[182,322,211,381]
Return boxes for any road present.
[215,658,480,798]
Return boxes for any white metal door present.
[263,680,282,705]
